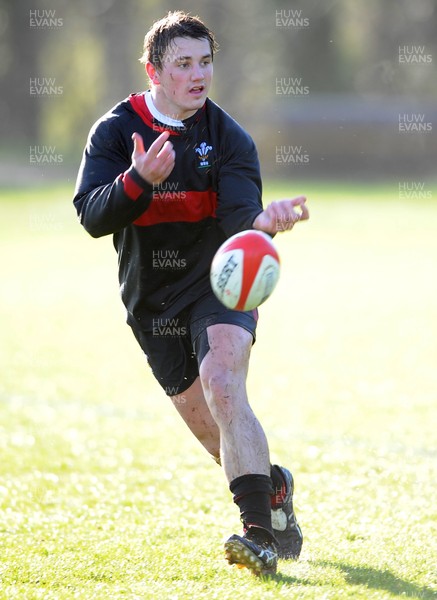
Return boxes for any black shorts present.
[129,292,258,397]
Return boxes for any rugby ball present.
[210,230,280,311]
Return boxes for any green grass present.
[0,180,436,599]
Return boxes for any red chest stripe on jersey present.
[133,190,217,226]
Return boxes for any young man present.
[74,11,308,576]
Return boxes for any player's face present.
[149,36,213,121]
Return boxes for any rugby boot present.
[224,526,278,576]
[271,465,303,559]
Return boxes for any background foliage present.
[0,0,436,181]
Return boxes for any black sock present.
[229,474,274,533]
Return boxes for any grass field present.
[0,180,436,599]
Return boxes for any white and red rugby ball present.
[210,230,280,311]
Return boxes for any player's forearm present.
[217,204,264,238]
[73,166,154,238]
[216,176,263,238]
[215,134,263,237]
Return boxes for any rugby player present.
[74,10,308,576]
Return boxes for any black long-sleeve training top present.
[73,92,264,328]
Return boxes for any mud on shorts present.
[129,291,258,397]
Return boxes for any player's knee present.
[199,361,245,422]
[200,354,232,394]
[200,361,220,394]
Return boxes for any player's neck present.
[148,88,197,122]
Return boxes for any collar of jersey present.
[145,91,185,129]
[129,92,206,135]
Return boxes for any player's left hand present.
[252,196,309,234]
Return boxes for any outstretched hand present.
[131,131,176,185]
[253,196,309,234]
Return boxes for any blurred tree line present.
[0,0,436,177]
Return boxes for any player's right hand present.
[252,196,309,234]
[131,131,175,185]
